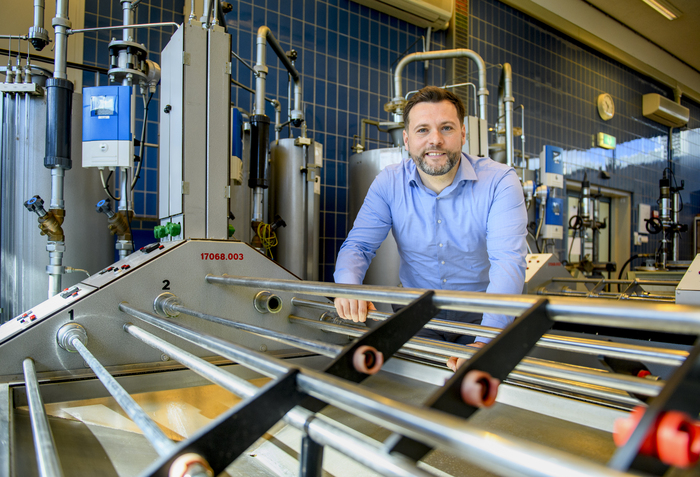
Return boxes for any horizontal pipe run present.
[552,278,679,285]
[537,290,674,302]
[124,324,434,477]
[290,298,687,366]
[168,303,343,357]
[118,303,631,477]
[208,275,700,335]
[288,315,662,398]
[67,22,179,35]
[70,338,175,456]
[22,359,64,477]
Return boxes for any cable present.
[257,222,279,259]
[131,91,153,190]
[100,169,119,201]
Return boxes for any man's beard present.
[410,149,460,176]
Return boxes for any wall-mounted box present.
[643,93,689,127]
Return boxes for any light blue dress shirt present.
[334,153,528,335]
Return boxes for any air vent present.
[643,93,689,127]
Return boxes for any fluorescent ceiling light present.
[641,0,682,20]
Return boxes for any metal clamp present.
[56,323,87,352]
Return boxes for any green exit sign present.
[597,132,616,149]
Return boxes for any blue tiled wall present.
[469,0,700,262]
[81,0,700,280]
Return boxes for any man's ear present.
[461,123,466,146]
[403,129,409,150]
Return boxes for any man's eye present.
[442,126,453,131]
[417,128,428,133]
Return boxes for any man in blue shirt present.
[334,86,527,370]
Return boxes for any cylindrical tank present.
[0,90,113,322]
[269,138,320,280]
[348,147,404,310]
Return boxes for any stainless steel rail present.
[22,359,64,477]
[288,315,661,399]
[62,334,175,456]
[291,298,688,366]
[207,275,700,334]
[124,324,435,477]
[166,302,343,357]
[118,303,632,477]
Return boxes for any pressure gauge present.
[597,93,615,121]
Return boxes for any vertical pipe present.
[122,0,135,43]
[52,0,69,80]
[254,29,268,115]
[22,359,64,477]
[498,64,514,167]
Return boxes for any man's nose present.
[428,129,444,147]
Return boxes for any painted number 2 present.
[162,280,170,290]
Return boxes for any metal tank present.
[269,137,321,280]
[348,147,403,311]
[0,85,113,322]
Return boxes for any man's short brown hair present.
[403,86,466,129]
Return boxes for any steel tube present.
[119,304,632,477]
[498,63,514,167]
[290,298,687,366]
[393,49,488,122]
[47,250,63,298]
[254,28,268,115]
[49,168,64,209]
[256,26,303,122]
[52,0,69,79]
[209,275,700,335]
[122,0,135,42]
[125,324,434,477]
[22,359,64,477]
[67,23,179,35]
[288,315,663,398]
[169,303,343,357]
[295,369,631,477]
[69,338,175,456]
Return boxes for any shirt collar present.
[407,153,478,189]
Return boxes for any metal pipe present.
[22,359,64,477]
[254,28,268,115]
[49,168,64,209]
[166,302,343,357]
[207,275,700,335]
[122,0,135,41]
[290,298,687,366]
[52,0,69,79]
[118,304,633,477]
[393,49,488,123]
[497,63,514,167]
[33,0,45,31]
[67,22,180,35]
[47,250,63,298]
[287,315,662,398]
[255,26,303,123]
[124,324,435,477]
[65,334,175,456]
[443,82,477,116]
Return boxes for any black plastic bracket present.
[386,298,555,460]
[143,369,305,477]
[299,435,324,477]
[302,291,439,415]
[608,339,700,474]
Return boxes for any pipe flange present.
[52,17,71,28]
[46,265,65,275]
[154,292,181,318]
[57,323,87,352]
[254,291,283,314]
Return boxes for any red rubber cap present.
[352,345,384,375]
[460,370,500,408]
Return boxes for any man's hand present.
[446,341,486,372]
[334,298,376,323]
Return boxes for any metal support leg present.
[0,384,11,477]
[299,435,324,477]
[22,359,64,477]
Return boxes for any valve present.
[96,198,131,238]
[154,222,181,239]
[25,195,65,241]
[24,195,48,217]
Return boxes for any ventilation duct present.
[350,0,452,30]
[643,93,689,127]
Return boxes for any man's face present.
[403,100,466,176]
